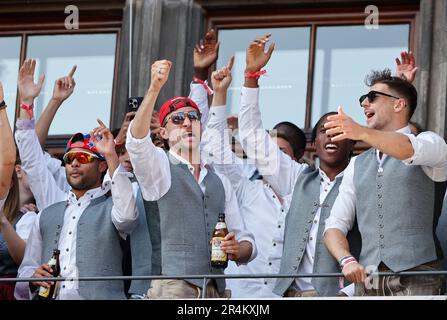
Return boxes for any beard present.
[67,172,100,192]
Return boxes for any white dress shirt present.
[15,164,137,300]
[125,121,257,261]
[325,126,447,236]
[202,105,290,297]
[15,119,67,211]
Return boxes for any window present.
[311,24,409,126]
[211,5,416,132]
[218,27,310,129]
[27,33,117,135]
[0,2,123,150]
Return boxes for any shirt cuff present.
[15,119,35,130]
[208,106,226,122]
[401,133,418,165]
[126,120,154,147]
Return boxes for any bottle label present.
[38,285,50,298]
[211,237,227,261]
[215,222,227,229]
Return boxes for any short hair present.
[365,69,418,120]
[272,121,307,159]
[311,112,338,143]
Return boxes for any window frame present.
[0,2,123,154]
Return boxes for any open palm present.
[18,59,45,105]
[246,33,275,73]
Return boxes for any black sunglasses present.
[359,90,400,106]
[163,110,201,126]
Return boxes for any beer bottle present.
[37,249,61,300]
[210,213,229,268]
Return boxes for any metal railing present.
[2,271,447,299]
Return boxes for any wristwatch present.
[0,100,6,110]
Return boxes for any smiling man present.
[324,69,447,296]
[231,33,361,297]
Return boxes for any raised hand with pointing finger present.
[52,65,77,103]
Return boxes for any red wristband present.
[20,103,34,119]
[244,70,267,79]
[192,77,214,95]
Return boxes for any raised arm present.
[16,59,66,210]
[202,57,250,190]
[126,60,173,201]
[238,34,307,197]
[325,106,447,171]
[0,82,16,199]
[190,28,220,125]
[35,65,76,146]
[91,120,137,235]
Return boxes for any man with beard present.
[126,59,256,299]
[230,33,360,297]
[13,64,138,299]
[323,69,447,296]
[15,124,137,300]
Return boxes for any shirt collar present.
[67,182,110,205]
[318,168,344,183]
[168,149,208,176]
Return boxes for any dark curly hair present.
[365,69,418,120]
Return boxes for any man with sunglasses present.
[126,59,256,299]
[323,69,447,296]
[15,121,138,300]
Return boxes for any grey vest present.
[274,169,361,296]
[128,189,157,295]
[39,195,126,299]
[354,149,438,272]
[153,157,226,293]
[0,213,24,275]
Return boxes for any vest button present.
[378,204,382,208]
[380,235,384,239]
[268,262,272,266]
[300,248,304,252]
[305,229,309,233]
[379,224,383,228]
[380,245,385,249]
[293,266,298,270]
[379,214,383,218]
[378,194,382,199]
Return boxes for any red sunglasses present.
[63,151,99,165]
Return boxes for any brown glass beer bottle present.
[37,249,61,300]
[211,213,229,268]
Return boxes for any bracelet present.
[20,102,34,119]
[192,77,214,95]
[339,255,358,270]
[244,70,267,79]
[0,100,6,110]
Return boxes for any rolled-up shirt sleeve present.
[324,157,357,236]
[125,120,171,201]
[110,165,138,237]
[216,172,257,263]
[402,131,447,181]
